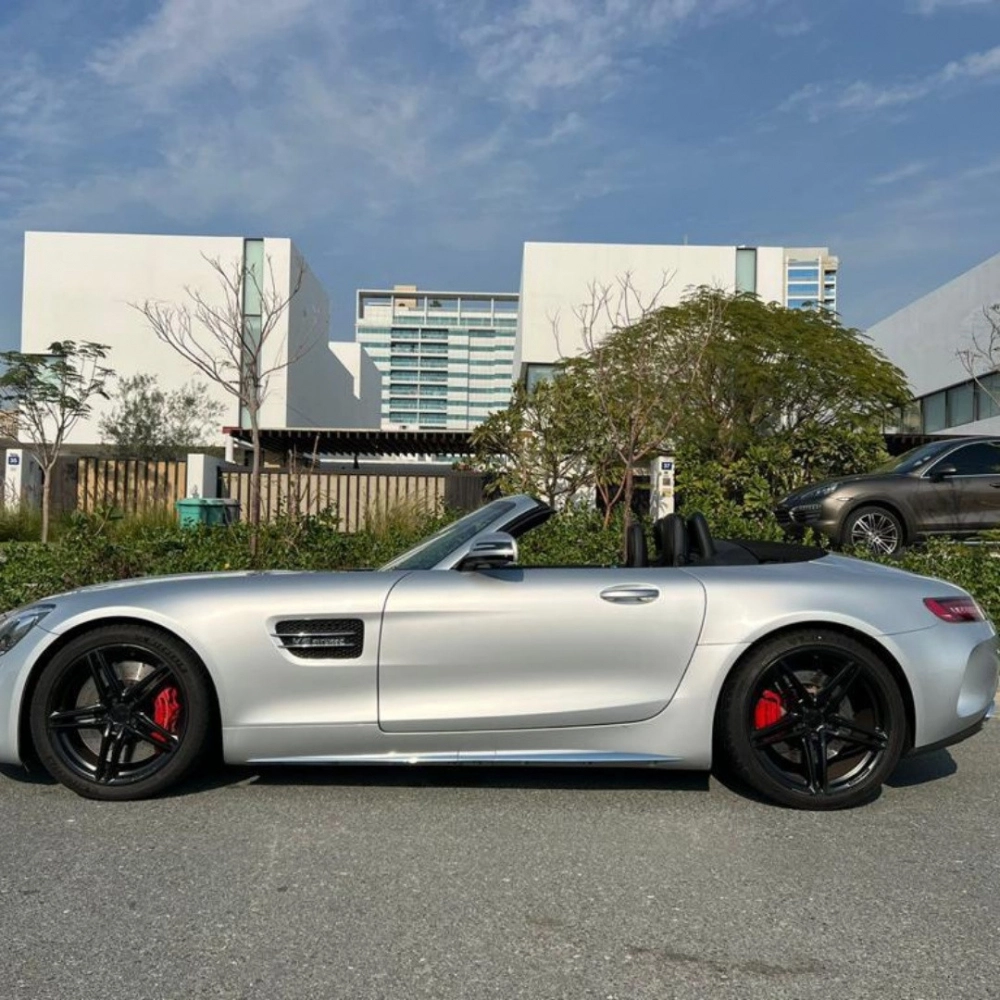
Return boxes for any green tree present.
[673,288,910,463]
[561,282,716,528]
[99,373,225,460]
[471,375,609,507]
[0,341,112,542]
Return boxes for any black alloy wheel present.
[29,625,212,801]
[721,629,907,809]
[842,505,904,556]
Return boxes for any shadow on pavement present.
[0,763,56,786]
[178,761,711,796]
[886,748,957,788]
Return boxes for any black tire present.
[29,624,213,801]
[720,629,907,810]
[840,505,905,556]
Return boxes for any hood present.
[39,569,310,601]
[781,471,906,504]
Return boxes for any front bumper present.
[774,501,842,540]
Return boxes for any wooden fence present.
[219,468,488,532]
[53,457,488,530]
[75,458,188,514]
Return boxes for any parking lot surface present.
[1,723,998,1000]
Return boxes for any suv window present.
[929,442,1000,477]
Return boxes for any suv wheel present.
[841,506,904,556]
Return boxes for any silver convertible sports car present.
[0,495,996,809]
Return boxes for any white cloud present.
[773,17,812,37]
[89,0,336,101]
[869,162,929,186]
[783,43,1000,118]
[911,0,1000,13]
[434,0,755,107]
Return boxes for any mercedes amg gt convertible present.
[0,495,996,808]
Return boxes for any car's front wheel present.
[841,505,905,556]
[720,629,907,809]
[29,624,213,801]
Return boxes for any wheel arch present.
[18,616,223,768]
[711,620,916,754]
[839,498,915,547]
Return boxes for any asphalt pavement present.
[1,722,998,1000]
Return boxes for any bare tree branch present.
[131,253,317,552]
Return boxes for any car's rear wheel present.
[841,505,904,556]
[29,624,213,801]
[720,629,907,809]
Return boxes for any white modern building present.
[515,242,839,386]
[356,286,518,430]
[18,231,381,447]
[868,250,1000,436]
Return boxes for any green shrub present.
[4,503,1000,630]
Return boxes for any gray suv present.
[774,437,1000,555]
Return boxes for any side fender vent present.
[272,618,364,659]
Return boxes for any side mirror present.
[459,531,518,571]
[930,463,958,482]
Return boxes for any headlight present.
[799,482,840,502]
[0,606,54,656]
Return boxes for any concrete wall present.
[515,241,790,371]
[19,232,371,446]
[326,343,383,428]
[280,241,339,427]
[867,251,1000,409]
[21,232,245,445]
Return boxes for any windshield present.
[379,499,517,571]
[873,440,956,475]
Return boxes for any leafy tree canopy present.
[99,373,226,460]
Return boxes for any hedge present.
[2,507,999,627]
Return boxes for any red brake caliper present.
[754,690,785,729]
[152,686,182,744]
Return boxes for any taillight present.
[923,596,984,623]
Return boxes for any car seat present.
[652,514,689,566]
[624,522,648,567]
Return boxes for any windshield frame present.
[378,495,550,571]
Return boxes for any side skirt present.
[245,750,681,766]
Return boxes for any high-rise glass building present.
[356,286,518,431]
[784,248,839,313]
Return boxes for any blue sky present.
[1,0,999,351]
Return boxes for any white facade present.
[356,286,518,431]
[324,343,383,428]
[19,231,380,446]
[868,250,1000,436]
[515,241,838,381]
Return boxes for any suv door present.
[919,441,1000,533]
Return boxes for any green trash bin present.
[175,497,241,527]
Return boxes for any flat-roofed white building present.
[18,231,381,446]
[515,241,839,387]
[868,250,1000,436]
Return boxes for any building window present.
[735,248,757,294]
[922,391,947,433]
[946,383,975,427]
[524,363,558,392]
[975,374,1000,420]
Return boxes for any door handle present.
[990,483,1000,489]
[600,585,660,605]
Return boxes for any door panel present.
[919,442,1000,532]
[378,568,706,733]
